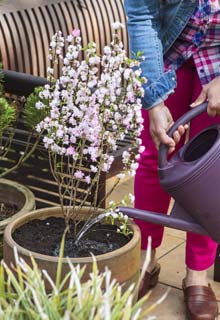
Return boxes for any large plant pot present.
[3,207,141,292]
[0,178,35,234]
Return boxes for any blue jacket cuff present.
[142,70,177,109]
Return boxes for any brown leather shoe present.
[183,280,218,320]
[138,263,160,300]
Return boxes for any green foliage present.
[131,51,144,60]
[0,65,16,137]
[0,69,44,177]
[0,97,16,137]
[23,86,49,130]
[0,247,168,320]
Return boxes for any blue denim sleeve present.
[124,0,177,109]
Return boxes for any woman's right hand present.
[148,102,188,153]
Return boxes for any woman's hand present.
[148,102,188,153]
[191,76,220,116]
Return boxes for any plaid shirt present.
[164,0,220,85]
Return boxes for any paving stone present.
[142,283,185,320]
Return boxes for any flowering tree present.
[32,22,146,238]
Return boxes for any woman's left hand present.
[190,76,220,116]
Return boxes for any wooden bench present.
[0,0,128,77]
[0,0,134,209]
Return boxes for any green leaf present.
[23,86,49,130]
[0,98,16,136]
[56,230,66,288]
[0,264,5,299]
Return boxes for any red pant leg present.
[135,59,194,249]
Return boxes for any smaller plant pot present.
[3,206,141,293]
[0,179,35,259]
[0,179,35,233]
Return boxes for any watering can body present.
[120,102,220,243]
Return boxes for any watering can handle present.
[158,102,208,168]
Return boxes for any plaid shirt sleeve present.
[164,1,220,86]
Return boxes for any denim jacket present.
[124,0,198,109]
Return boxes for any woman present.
[124,1,220,319]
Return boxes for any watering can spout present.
[119,203,209,237]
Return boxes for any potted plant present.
[0,245,168,319]
[3,22,146,290]
[0,67,46,256]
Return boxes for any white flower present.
[35,101,44,110]
[63,58,70,65]
[102,163,109,172]
[88,56,100,65]
[87,79,97,88]
[111,213,119,219]
[103,46,111,55]
[111,21,124,30]
[131,162,139,171]
[128,193,135,204]
[117,173,125,179]
[50,41,56,48]
[124,68,132,80]
[90,165,98,173]
[138,145,145,153]
[122,151,130,164]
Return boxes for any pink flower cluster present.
[35,23,146,190]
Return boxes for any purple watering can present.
[120,102,220,243]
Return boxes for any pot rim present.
[4,206,141,263]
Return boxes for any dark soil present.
[12,217,132,258]
[0,202,18,221]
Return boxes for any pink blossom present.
[56,129,64,138]
[72,29,80,37]
[85,175,91,184]
[66,146,75,156]
[74,170,84,179]
[66,35,73,43]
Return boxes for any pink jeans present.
[135,59,219,271]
